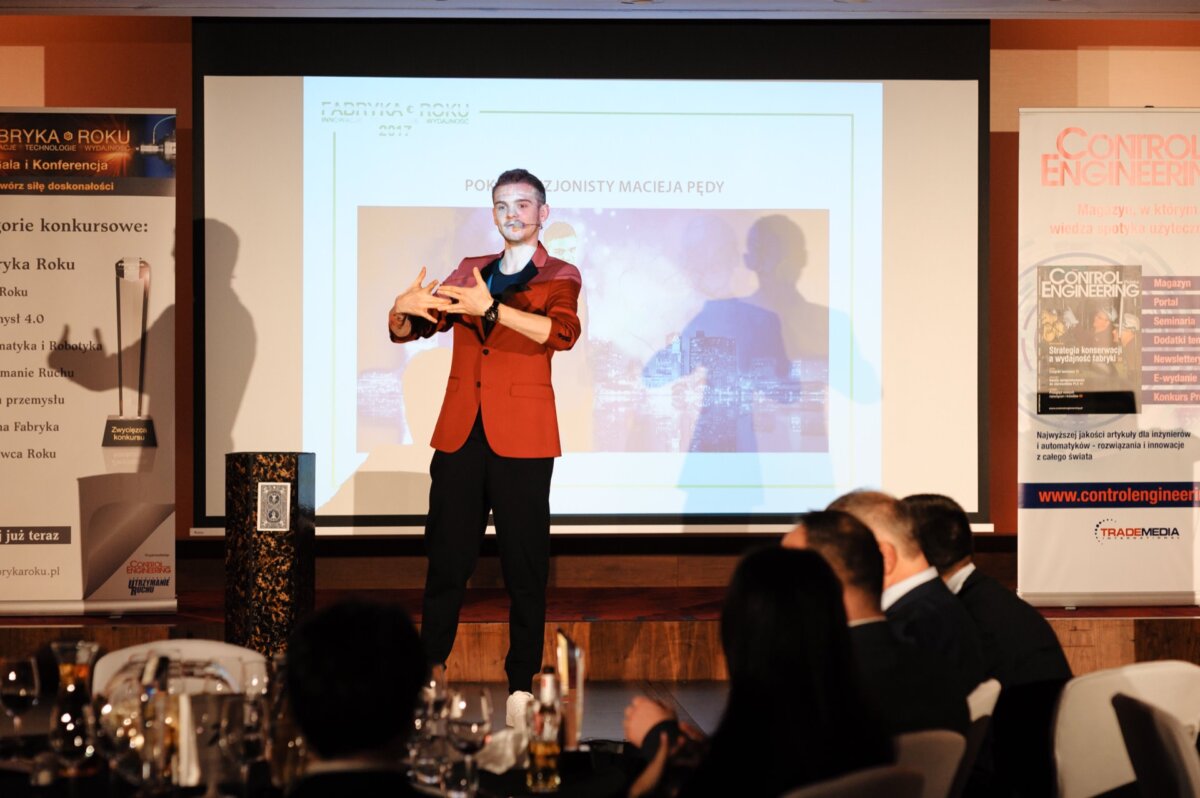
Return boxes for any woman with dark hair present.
[624,547,893,798]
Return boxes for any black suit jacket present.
[886,576,987,694]
[850,620,970,736]
[958,568,1072,687]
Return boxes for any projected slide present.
[299,78,881,518]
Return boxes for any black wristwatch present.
[484,299,501,325]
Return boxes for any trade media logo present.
[1093,517,1181,543]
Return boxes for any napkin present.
[475,728,529,774]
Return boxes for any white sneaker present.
[506,690,534,729]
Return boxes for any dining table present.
[2,711,636,798]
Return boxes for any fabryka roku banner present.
[0,108,176,614]
[1019,108,1200,606]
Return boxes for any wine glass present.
[0,656,40,741]
[447,689,492,798]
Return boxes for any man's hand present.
[628,732,670,798]
[436,267,494,317]
[623,696,676,749]
[392,267,451,323]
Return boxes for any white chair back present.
[966,678,1001,721]
[780,764,924,798]
[93,638,265,696]
[1112,693,1200,798]
[893,730,966,798]
[1054,659,1200,798]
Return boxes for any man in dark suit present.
[905,493,1071,688]
[389,169,582,722]
[906,493,1072,798]
[286,599,426,798]
[829,490,987,696]
[784,510,969,735]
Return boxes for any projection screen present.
[194,20,987,534]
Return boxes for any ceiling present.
[4,0,1200,19]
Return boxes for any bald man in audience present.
[829,490,986,694]
[783,511,969,735]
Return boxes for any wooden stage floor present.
[2,589,1200,681]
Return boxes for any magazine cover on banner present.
[1019,108,1200,606]
[0,108,177,614]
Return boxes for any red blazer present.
[391,242,581,458]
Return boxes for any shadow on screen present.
[323,347,447,516]
[203,219,257,469]
[641,215,832,512]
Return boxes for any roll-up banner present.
[0,108,177,615]
[1019,108,1200,606]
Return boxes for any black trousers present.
[421,412,554,693]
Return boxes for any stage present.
[2,587,1199,682]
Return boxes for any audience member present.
[906,492,1072,798]
[623,547,893,798]
[904,492,1072,687]
[784,510,969,735]
[829,490,986,694]
[286,599,427,798]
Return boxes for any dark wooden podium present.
[224,452,315,655]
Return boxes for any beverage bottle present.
[526,669,562,793]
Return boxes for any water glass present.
[409,734,447,789]
[219,690,269,767]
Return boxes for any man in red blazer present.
[387,169,581,720]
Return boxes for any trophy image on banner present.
[102,258,158,448]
